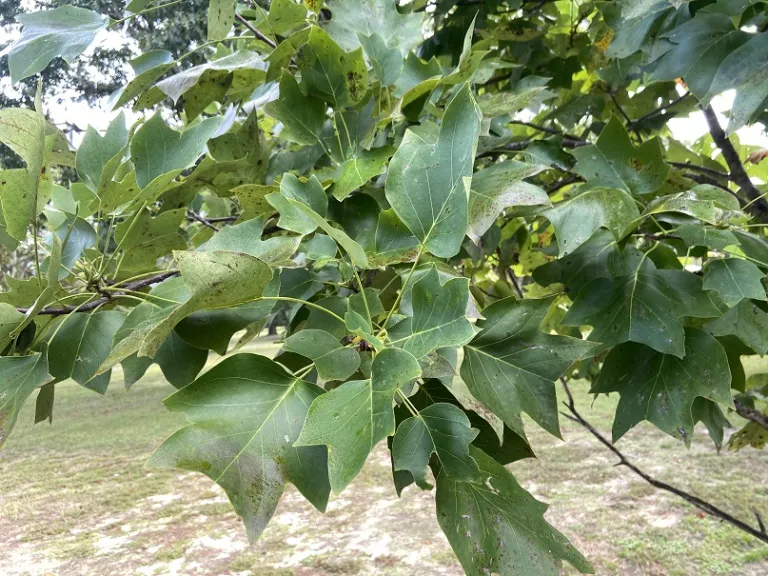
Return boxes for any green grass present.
[0,336,766,575]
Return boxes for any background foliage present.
[1,1,768,573]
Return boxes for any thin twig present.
[559,378,768,544]
[734,399,768,430]
[701,104,768,221]
[629,91,691,130]
[667,161,730,181]
[17,271,181,316]
[505,269,524,299]
[235,13,276,48]
[186,211,219,231]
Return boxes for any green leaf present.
[461,297,598,439]
[572,117,669,195]
[563,256,687,357]
[279,195,370,268]
[677,224,739,250]
[283,329,361,382]
[706,299,768,355]
[76,113,128,193]
[436,447,593,576]
[267,173,328,235]
[702,258,766,307]
[358,33,403,86]
[122,331,208,389]
[331,147,395,201]
[468,160,549,242]
[707,32,768,132]
[0,304,26,352]
[267,0,308,34]
[644,185,741,226]
[592,328,732,442]
[130,113,223,189]
[149,353,330,540]
[361,209,420,267]
[385,83,482,258]
[477,76,554,116]
[533,229,620,296]
[392,403,481,490]
[47,311,125,394]
[650,14,747,99]
[99,277,190,373]
[544,187,639,256]
[324,0,424,56]
[264,72,326,146]
[174,274,281,355]
[0,352,54,448]
[113,209,187,272]
[295,348,421,494]
[0,108,48,240]
[208,0,236,40]
[100,250,272,371]
[388,267,475,359]
[199,217,301,266]
[156,51,267,112]
[112,52,176,110]
[297,27,369,108]
[0,6,109,84]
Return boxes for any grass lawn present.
[0,336,767,576]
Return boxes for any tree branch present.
[186,210,219,231]
[629,91,691,130]
[667,161,730,181]
[559,378,768,544]
[701,105,768,220]
[235,13,276,49]
[734,399,768,430]
[18,271,181,316]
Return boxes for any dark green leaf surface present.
[462,297,598,439]
[592,328,733,442]
[436,447,593,576]
[150,354,330,540]
[295,348,421,494]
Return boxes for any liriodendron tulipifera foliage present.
[1,0,768,573]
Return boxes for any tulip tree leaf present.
[282,329,361,382]
[706,299,768,355]
[461,297,598,440]
[468,160,549,242]
[47,311,125,394]
[385,83,482,258]
[592,328,733,442]
[76,112,128,193]
[0,352,54,448]
[324,0,424,56]
[702,258,767,308]
[392,402,482,490]
[331,147,395,201]
[563,256,687,357]
[644,185,741,226]
[208,0,236,40]
[572,117,669,195]
[149,353,331,540]
[545,187,639,256]
[265,73,327,146]
[296,27,368,108]
[295,348,421,494]
[388,267,475,359]
[0,6,109,84]
[436,447,594,576]
[130,113,223,189]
